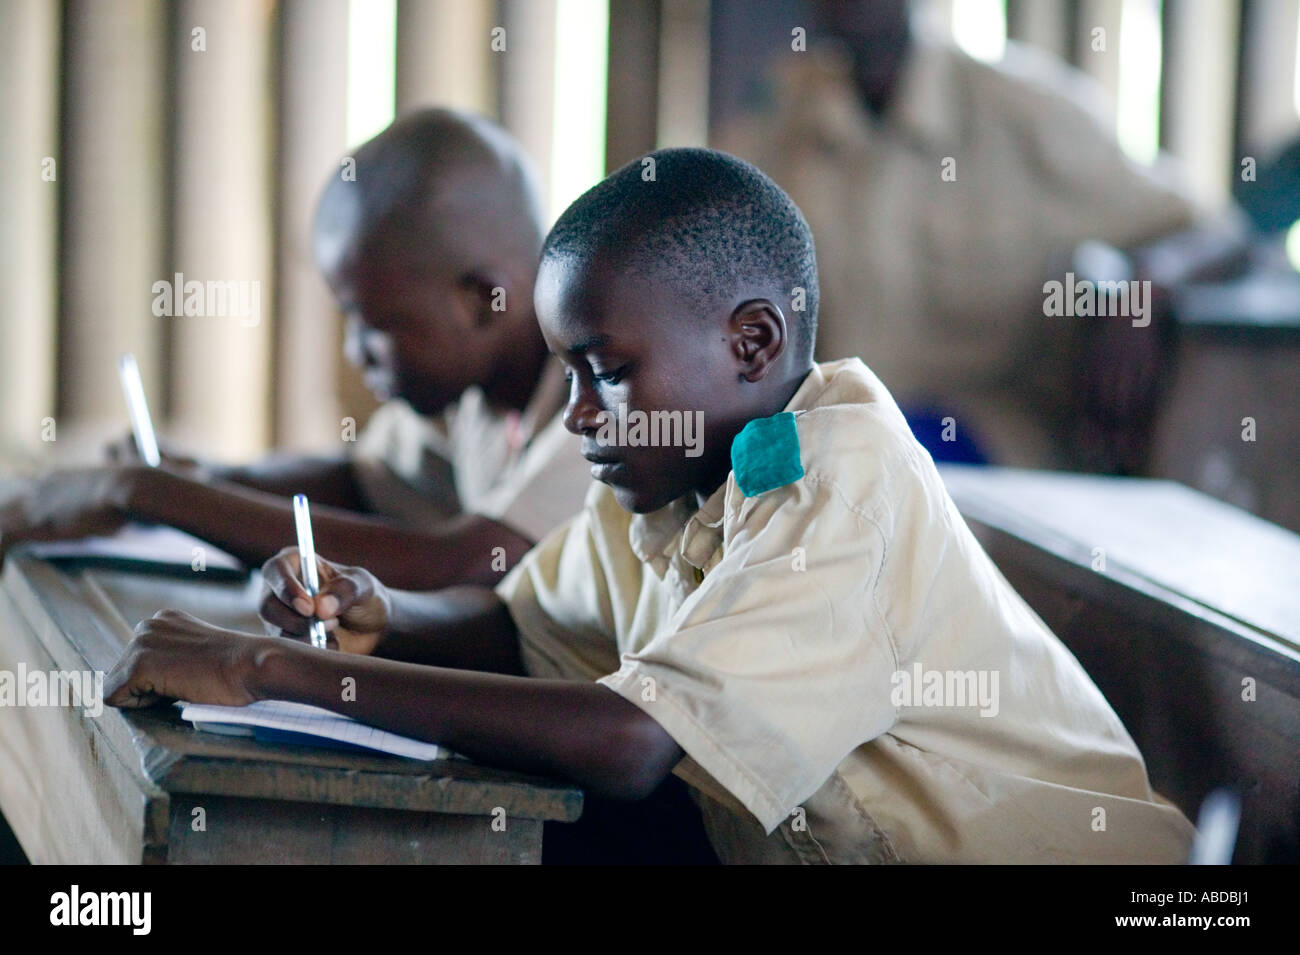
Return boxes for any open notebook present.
[178,699,449,761]
[23,523,246,579]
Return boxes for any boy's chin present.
[607,482,678,515]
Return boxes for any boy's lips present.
[583,449,626,481]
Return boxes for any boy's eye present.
[593,366,627,385]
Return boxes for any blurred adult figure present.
[719,0,1227,470]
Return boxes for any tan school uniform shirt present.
[352,358,591,541]
[717,28,1200,468]
[497,358,1196,863]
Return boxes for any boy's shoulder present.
[762,359,935,515]
[573,359,942,561]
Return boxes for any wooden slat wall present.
[606,0,661,172]
[396,0,498,118]
[1236,0,1300,159]
[1006,0,1070,60]
[498,0,559,220]
[5,0,1297,465]
[274,0,349,452]
[1161,0,1243,206]
[58,0,167,457]
[0,0,59,468]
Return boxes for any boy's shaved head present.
[313,107,545,276]
[541,148,818,360]
[313,109,551,417]
[536,149,818,514]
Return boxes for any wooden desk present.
[941,465,1300,864]
[0,557,582,864]
[1150,267,1300,535]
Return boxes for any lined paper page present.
[179,699,447,760]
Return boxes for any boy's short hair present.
[541,148,819,359]
[315,107,544,266]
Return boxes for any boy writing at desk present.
[106,149,1195,863]
[0,110,588,590]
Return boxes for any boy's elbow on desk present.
[584,691,684,802]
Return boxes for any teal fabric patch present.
[731,412,804,497]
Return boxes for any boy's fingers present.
[260,547,310,607]
[258,590,310,636]
[319,571,364,619]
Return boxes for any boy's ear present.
[460,271,511,329]
[729,299,787,382]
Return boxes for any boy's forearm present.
[252,639,682,800]
[379,586,528,673]
[122,468,531,589]
[209,454,367,511]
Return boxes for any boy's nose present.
[563,380,605,436]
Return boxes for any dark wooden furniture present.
[0,557,581,864]
[941,465,1300,864]
[1150,264,1300,535]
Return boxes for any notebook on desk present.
[178,699,450,761]
[22,523,247,580]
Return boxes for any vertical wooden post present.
[658,0,710,148]
[396,0,498,117]
[499,0,558,218]
[169,0,274,460]
[606,0,660,172]
[1162,0,1240,205]
[0,0,61,464]
[58,0,166,452]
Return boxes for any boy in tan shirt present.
[0,110,589,589]
[107,148,1195,863]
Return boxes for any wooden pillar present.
[1162,0,1240,206]
[657,0,710,148]
[169,0,274,460]
[1074,0,1124,118]
[58,0,166,453]
[499,0,558,218]
[275,0,349,451]
[1237,0,1300,156]
[1006,0,1069,60]
[606,0,660,172]
[396,0,497,117]
[0,0,60,465]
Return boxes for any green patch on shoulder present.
[730,411,804,497]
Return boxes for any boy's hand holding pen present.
[260,546,391,657]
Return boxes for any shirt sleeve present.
[494,486,625,683]
[598,474,902,834]
[351,401,461,528]
[476,418,593,543]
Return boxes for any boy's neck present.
[693,363,815,507]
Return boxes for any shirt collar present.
[625,362,842,574]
